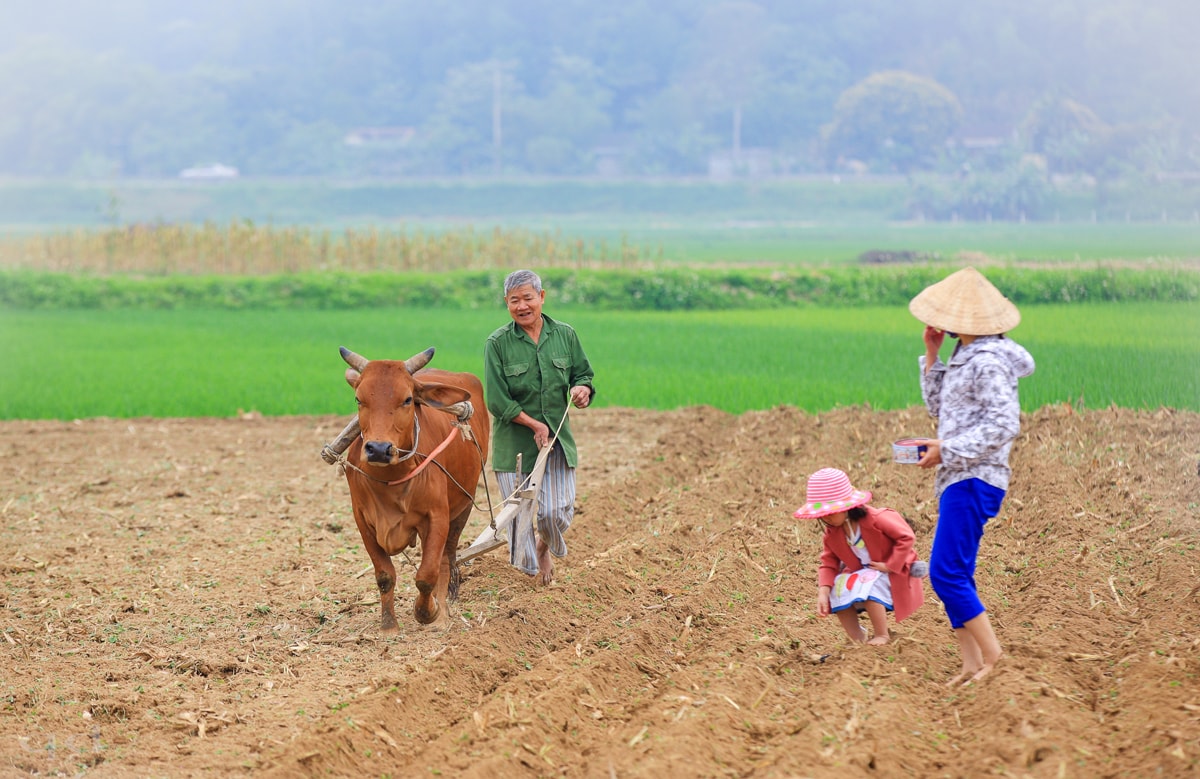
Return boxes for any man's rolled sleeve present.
[483,339,523,425]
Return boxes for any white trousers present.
[494,444,575,575]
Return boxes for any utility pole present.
[732,103,742,167]
[492,65,502,175]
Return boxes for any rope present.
[331,401,569,530]
[487,404,571,531]
[333,401,485,495]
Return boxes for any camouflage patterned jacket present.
[919,335,1036,497]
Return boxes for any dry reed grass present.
[0,223,654,275]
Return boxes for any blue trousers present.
[929,478,1006,629]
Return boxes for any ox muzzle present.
[363,440,397,464]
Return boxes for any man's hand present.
[570,385,591,409]
[515,411,552,448]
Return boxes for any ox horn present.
[404,347,435,374]
[339,346,369,371]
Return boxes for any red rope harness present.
[383,425,462,485]
[340,424,464,487]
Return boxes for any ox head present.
[341,346,472,466]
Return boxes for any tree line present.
[1,0,1196,182]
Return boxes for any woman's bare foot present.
[946,668,980,687]
[866,634,889,646]
[964,652,1003,684]
[965,666,993,684]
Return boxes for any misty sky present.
[2,1,1197,177]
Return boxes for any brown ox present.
[338,346,489,630]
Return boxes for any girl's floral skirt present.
[830,569,894,613]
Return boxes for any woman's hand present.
[570,385,591,409]
[922,326,945,374]
[915,438,942,468]
[817,588,831,617]
[923,325,945,353]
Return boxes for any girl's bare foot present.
[866,634,889,646]
[946,668,979,687]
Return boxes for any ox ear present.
[340,346,369,372]
[404,347,435,374]
[414,381,471,409]
[344,368,361,388]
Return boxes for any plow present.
[459,443,553,564]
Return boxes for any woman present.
[484,269,595,585]
[794,468,926,646]
[909,266,1035,685]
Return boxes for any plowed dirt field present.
[2,405,1198,778]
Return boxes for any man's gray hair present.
[503,269,543,297]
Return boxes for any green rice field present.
[3,194,1196,421]
[624,222,1200,265]
[5,302,1195,420]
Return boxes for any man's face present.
[506,284,545,329]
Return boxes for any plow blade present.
[459,443,553,564]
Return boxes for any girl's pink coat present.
[817,505,925,622]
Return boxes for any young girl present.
[794,468,926,645]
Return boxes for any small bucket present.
[892,438,928,464]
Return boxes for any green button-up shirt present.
[484,314,595,472]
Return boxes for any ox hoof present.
[414,597,441,625]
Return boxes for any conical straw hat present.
[908,267,1020,335]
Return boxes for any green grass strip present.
[3,303,1195,420]
[1,265,1197,311]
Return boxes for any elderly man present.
[484,269,595,585]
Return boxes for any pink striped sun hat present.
[793,468,872,519]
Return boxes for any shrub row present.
[0,265,1196,311]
